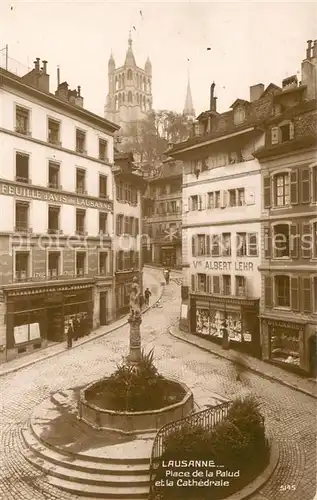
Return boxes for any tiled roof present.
[254,134,317,159]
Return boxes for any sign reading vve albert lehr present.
[0,181,112,211]
[193,260,254,272]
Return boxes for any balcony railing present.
[12,272,91,284]
[15,126,31,136]
[15,176,31,184]
[14,226,33,233]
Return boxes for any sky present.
[1,1,316,117]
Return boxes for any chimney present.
[306,40,313,60]
[42,60,47,74]
[250,83,264,102]
[34,57,40,72]
[75,85,84,108]
[55,81,69,101]
[313,40,317,59]
[57,66,60,86]
[282,75,298,90]
[210,82,215,110]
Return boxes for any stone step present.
[24,448,150,487]
[22,428,151,474]
[46,476,149,498]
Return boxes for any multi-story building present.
[255,40,317,376]
[113,151,145,317]
[104,33,153,133]
[0,58,119,361]
[168,81,283,356]
[142,160,182,268]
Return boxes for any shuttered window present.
[213,276,220,294]
[191,274,195,292]
[290,223,299,259]
[263,176,271,208]
[300,168,310,204]
[312,166,317,203]
[302,221,312,259]
[290,277,299,311]
[271,127,279,145]
[290,169,298,205]
[302,277,312,313]
[192,235,198,257]
[264,227,272,259]
[264,276,273,308]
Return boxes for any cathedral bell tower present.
[105,33,153,132]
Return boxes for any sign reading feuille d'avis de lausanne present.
[193,260,254,272]
[0,181,112,211]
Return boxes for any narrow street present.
[0,268,316,500]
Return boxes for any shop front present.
[260,315,314,375]
[160,243,182,269]
[189,293,260,357]
[115,271,142,318]
[5,280,94,361]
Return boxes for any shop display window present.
[270,326,299,366]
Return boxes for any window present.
[275,275,290,307]
[191,195,199,211]
[15,252,29,281]
[274,173,290,206]
[223,275,231,295]
[15,202,29,231]
[314,277,317,313]
[198,235,206,256]
[48,206,60,233]
[197,274,206,293]
[229,189,237,207]
[313,222,317,258]
[117,250,124,271]
[76,168,86,194]
[236,233,247,257]
[76,252,86,276]
[207,192,214,209]
[15,106,30,135]
[236,276,246,296]
[270,327,299,366]
[48,119,60,145]
[99,139,108,161]
[273,224,290,258]
[99,212,108,234]
[127,69,132,80]
[76,129,86,154]
[16,153,29,183]
[213,275,221,294]
[76,209,85,235]
[128,91,132,103]
[99,175,108,198]
[116,214,124,235]
[48,162,60,189]
[222,233,231,256]
[99,252,108,275]
[48,252,60,278]
[248,233,258,257]
[211,235,220,256]
[280,123,291,143]
[234,106,245,125]
[170,201,177,213]
[215,191,220,208]
[237,188,245,206]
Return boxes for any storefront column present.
[298,328,306,371]
[0,300,6,362]
[92,287,100,329]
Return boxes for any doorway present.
[100,292,108,326]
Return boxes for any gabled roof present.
[260,83,282,98]
[265,98,317,125]
[230,98,250,109]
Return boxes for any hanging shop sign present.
[193,260,254,272]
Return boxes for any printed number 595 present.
[280,485,296,491]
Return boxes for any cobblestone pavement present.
[0,268,316,500]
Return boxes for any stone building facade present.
[255,40,317,376]
[142,161,182,268]
[0,59,119,362]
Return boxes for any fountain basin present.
[78,377,194,435]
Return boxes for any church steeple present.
[125,31,136,67]
[183,77,195,120]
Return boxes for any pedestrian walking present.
[144,287,151,306]
[163,268,170,285]
[66,321,73,349]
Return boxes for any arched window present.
[136,93,139,104]
[143,95,146,108]
[128,91,132,103]
[143,77,146,91]
[140,97,143,111]
[118,93,122,105]
[136,74,139,88]
[147,79,151,92]
[115,96,118,111]
[122,74,125,86]
[119,75,122,88]
[122,93,125,103]
[127,69,132,80]
[115,77,119,91]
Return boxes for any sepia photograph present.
[0,1,316,499]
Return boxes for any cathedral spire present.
[183,76,195,119]
[125,30,136,66]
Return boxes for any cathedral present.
[104,33,153,132]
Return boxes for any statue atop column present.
[129,276,141,321]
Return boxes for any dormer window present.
[271,121,294,145]
[234,106,246,125]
